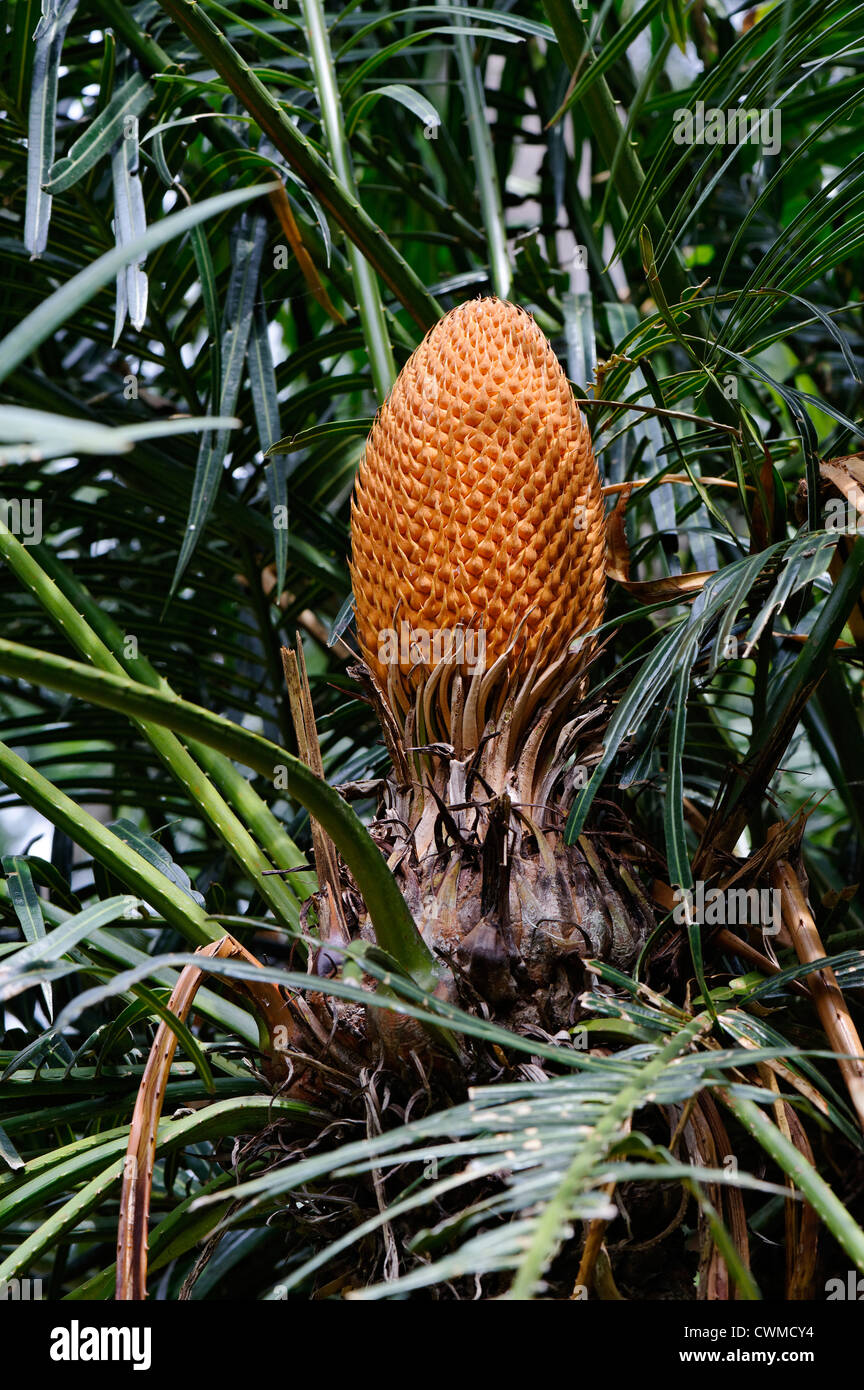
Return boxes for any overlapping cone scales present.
[350,298,606,687]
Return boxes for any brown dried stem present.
[769,832,864,1132]
[116,934,305,1300]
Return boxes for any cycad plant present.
[1,0,864,1302]
[346,297,649,1033]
